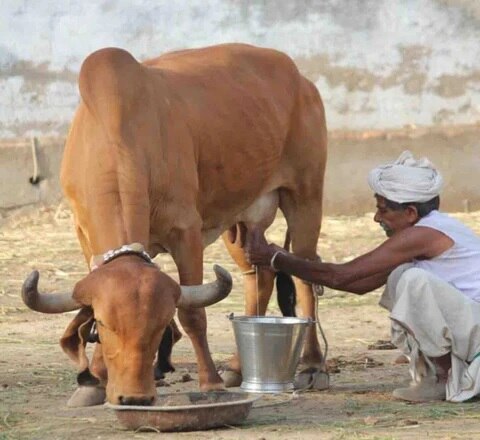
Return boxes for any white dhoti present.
[380,264,480,402]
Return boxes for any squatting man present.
[245,150,480,403]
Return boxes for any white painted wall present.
[1,0,479,137]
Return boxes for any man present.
[245,150,480,402]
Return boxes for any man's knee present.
[395,267,431,300]
[386,264,416,293]
[380,263,415,310]
[398,267,430,285]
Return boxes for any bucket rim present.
[228,314,313,325]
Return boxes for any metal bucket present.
[229,315,312,393]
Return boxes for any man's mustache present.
[380,222,393,236]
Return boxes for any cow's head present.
[21,256,231,405]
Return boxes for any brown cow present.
[21,43,327,405]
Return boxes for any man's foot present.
[394,354,409,364]
[67,386,106,407]
[393,376,446,402]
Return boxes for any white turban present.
[368,150,443,203]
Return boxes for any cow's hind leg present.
[154,320,182,382]
[220,228,275,387]
[279,193,329,390]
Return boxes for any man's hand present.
[231,222,288,268]
[245,240,286,268]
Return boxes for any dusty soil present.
[2,205,480,440]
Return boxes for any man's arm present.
[247,226,449,292]
[331,271,391,294]
[270,253,391,292]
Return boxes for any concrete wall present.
[3,128,479,215]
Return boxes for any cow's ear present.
[60,307,94,371]
[72,272,98,306]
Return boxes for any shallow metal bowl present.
[107,391,259,431]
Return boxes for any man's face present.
[373,195,418,237]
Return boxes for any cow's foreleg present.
[177,307,224,390]
[169,225,224,391]
[65,226,107,407]
[67,344,107,407]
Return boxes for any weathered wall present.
[1,0,479,137]
[1,0,479,214]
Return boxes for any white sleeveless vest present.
[413,210,480,302]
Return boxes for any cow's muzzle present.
[118,395,155,406]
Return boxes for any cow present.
[21,42,327,406]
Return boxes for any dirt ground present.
[2,205,480,440]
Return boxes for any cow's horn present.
[177,264,232,308]
[22,270,82,313]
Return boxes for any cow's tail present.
[275,229,297,317]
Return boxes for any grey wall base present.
[325,125,480,215]
[0,138,64,215]
[1,126,479,216]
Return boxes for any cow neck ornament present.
[90,243,154,271]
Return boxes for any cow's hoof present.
[220,369,242,388]
[311,371,330,390]
[155,379,171,387]
[294,368,329,391]
[67,386,106,407]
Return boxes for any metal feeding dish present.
[107,391,259,432]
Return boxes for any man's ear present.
[405,205,420,223]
